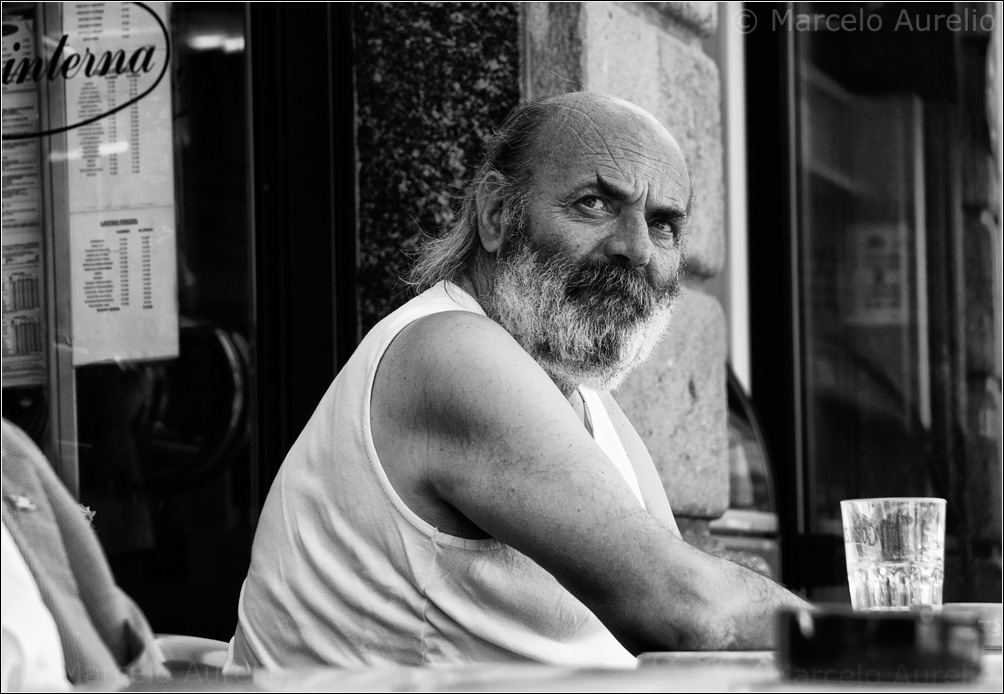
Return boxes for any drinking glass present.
[840,497,946,611]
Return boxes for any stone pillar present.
[524,2,731,541]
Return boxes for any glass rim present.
[840,497,946,505]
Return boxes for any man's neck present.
[456,275,483,305]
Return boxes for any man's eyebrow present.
[593,175,631,202]
[593,174,691,219]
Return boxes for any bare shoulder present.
[376,309,558,419]
[371,308,583,534]
[376,308,586,462]
[391,308,532,373]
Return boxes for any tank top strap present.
[577,386,646,509]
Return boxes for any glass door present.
[746,2,1001,602]
[792,2,1000,603]
[2,1,255,638]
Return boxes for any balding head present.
[527,93,687,183]
[408,92,691,292]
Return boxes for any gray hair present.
[406,98,562,293]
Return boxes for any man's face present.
[521,99,690,297]
[483,98,691,392]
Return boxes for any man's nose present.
[604,212,653,267]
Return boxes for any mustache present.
[552,257,680,322]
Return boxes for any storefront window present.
[791,2,1000,601]
[2,1,254,638]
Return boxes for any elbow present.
[612,608,739,655]
[661,590,744,652]
[609,564,748,653]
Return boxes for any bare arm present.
[375,310,810,654]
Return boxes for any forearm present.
[598,537,812,654]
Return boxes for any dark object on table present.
[777,604,984,684]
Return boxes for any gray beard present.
[481,233,681,393]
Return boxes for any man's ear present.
[474,171,506,254]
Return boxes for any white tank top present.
[229,282,644,670]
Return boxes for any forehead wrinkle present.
[544,133,687,187]
[540,102,653,161]
[549,99,673,146]
[531,98,692,209]
[541,116,612,164]
[547,99,683,157]
[551,102,618,140]
[542,112,687,175]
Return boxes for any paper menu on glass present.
[1,130,46,385]
[2,14,46,386]
[1,233,47,385]
[57,1,179,365]
[62,1,174,212]
[2,94,43,232]
[69,207,177,364]
[3,16,43,232]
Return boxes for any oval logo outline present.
[2,2,171,142]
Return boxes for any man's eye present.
[578,196,608,212]
[650,219,677,237]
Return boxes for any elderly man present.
[229,92,809,670]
